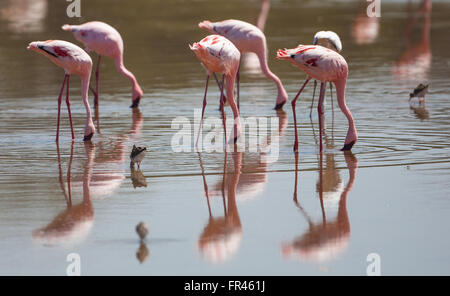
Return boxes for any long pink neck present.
[334,78,357,145]
[255,43,287,104]
[81,74,93,133]
[114,55,140,92]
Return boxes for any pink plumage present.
[190,35,242,145]
[199,19,288,110]
[277,45,357,152]
[27,40,95,142]
[62,21,143,108]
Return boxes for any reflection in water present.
[282,146,358,263]
[242,0,270,75]
[197,152,242,263]
[394,0,431,81]
[33,108,144,246]
[352,0,379,45]
[136,242,150,263]
[0,0,47,34]
[410,101,429,121]
[32,143,94,246]
[197,110,287,262]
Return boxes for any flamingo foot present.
[130,97,141,108]
[83,133,94,141]
[274,100,286,110]
[341,141,355,151]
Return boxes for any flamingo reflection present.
[242,0,271,75]
[282,147,358,263]
[33,108,145,246]
[352,0,379,45]
[393,0,431,81]
[32,142,95,246]
[0,0,47,34]
[197,152,243,263]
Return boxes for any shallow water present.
[0,0,449,275]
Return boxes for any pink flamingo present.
[310,30,343,118]
[62,21,143,108]
[27,40,95,142]
[199,19,288,110]
[190,35,242,145]
[277,45,357,152]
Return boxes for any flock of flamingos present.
[27,17,357,153]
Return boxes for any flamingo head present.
[130,85,144,108]
[62,24,87,43]
[198,20,216,34]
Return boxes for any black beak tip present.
[341,141,356,151]
[274,101,286,110]
[130,97,141,108]
[83,133,94,142]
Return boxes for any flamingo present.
[199,19,288,110]
[62,21,143,108]
[277,45,357,152]
[310,31,343,118]
[190,35,242,145]
[27,40,95,142]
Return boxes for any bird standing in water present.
[409,83,429,104]
[199,19,288,110]
[310,31,343,117]
[277,45,357,152]
[130,145,146,169]
[190,35,242,146]
[62,21,143,108]
[27,40,95,142]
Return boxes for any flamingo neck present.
[114,56,140,92]
[255,47,287,104]
[334,78,357,145]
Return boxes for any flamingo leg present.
[236,64,240,111]
[56,75,68,142]
[291,77,311,152]
[213,73,226,106]
[317,82,326,153]
[91,55,101,107]
[65,75,74,140]
[309,80,317,118]
[219,74,227,148]
[330,82,334,141]
[196,74,210,148]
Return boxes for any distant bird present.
[409,83,429,103]
[136,221,149,240]
[130,145,146,169]
[199,19,288,110]
[310,31,343,118]
[27,40,95,142]
[277,45,357,152]
[190,35,242,145]
[62,21,143,108]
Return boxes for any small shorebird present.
[136,221,149,240]
[409,83,429,103]
[130,145,146,168]
[27,40,95,142]
[62,21,143,108]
